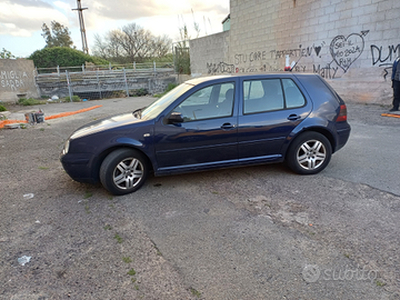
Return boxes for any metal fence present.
[35,61,175,101]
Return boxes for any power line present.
[72,0,89,54]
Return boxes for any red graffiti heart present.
[330,33,365,72]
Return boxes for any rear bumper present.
[335,123,351,152]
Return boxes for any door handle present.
[287,114,301,121]
[221,123,235,129]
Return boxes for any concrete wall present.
[190,31,231,77]
[190,0,400,104]
[0,59,39,102]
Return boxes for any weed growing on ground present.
[129,88,148,97]
[154,83,178,98]
[376,280,386,287]
[189,287,201,297]
[122,257,133,263]
[127,268,136,276]
[152,244,162,256]
[84,191,93,199]
[127,268,139,289]
[18,98,46,106]
[64,95,81,102]
[114,234,123,244]
[84,203,90,214]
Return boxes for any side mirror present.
[167,112,184,124]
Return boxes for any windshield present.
[141,83,193,120]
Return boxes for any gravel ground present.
[0,97,196,300]
[0,97,399,299]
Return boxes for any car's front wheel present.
[286,132,332,175]
[100,148,149,195]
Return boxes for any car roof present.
[185,73,319,85]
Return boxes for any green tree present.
[174,20,191,74]
[0,48,15,59]
[29,47,108,69]
[41,21,74,48]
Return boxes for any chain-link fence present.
[35,61,175,101]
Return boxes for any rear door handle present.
[221,123,236,130]
[287,114,301,121]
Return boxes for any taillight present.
[336,104,347,122]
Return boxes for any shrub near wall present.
[29,47,108,69]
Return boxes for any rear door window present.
[243,79,284,114]
[243,78,305,114]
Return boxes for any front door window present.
[173,82,235,121]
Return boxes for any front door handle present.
[221,123,235,130]
[287,114,301,121]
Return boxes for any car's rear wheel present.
[100,148,149,195]
[286,132,332,175]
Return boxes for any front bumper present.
[60,152,97,183]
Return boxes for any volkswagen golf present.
[60,73,351,195]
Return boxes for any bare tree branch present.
[91,22,172,63]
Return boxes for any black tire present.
[100,148,149,195]
[286,132,332,175]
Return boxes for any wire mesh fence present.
[35,61,175,101]
[35,61,174,75]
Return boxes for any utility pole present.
[72,0,89,54]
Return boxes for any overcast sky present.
[0,0,229,58]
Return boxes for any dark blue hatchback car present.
[60,73,350,195]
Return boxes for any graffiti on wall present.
[313,64,339,79]
[206,62,235,74]
[205,30,399,80]
[0,70,29,91]
[370,44,400,79]
[270,44,323,60]
[371,44,400,65]
[329,32,367,72]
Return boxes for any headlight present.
[62,139,70,155]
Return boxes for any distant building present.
[190,0,400,104]
[222,14,230,32]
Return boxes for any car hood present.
[70,112,143,140]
